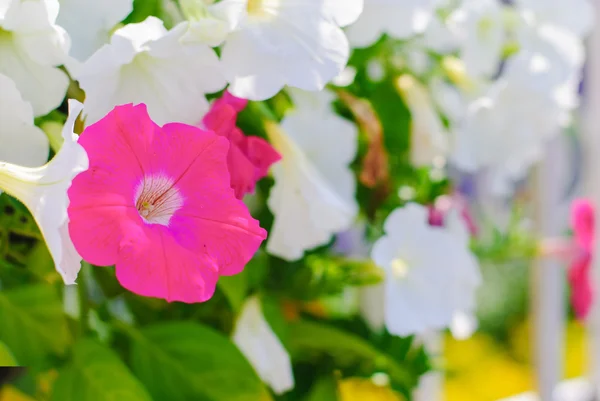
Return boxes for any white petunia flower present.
[0,73,49,167]
[0,100,88,284]
[56,0,133,62]
[451,52,568,180]
[265,90,358,260]
[346,0,438,48]
[447,0,505,79]
[362,203,481,337]
[232,296,294,395]
[395,74,449,167]
[215,0,363,100]
[0,0,70,116]
[177,0,233,47]
[513,0,594,38]
[74,16,226,125]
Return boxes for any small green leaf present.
[288,321,414,389]
[0,284,70,366]
[127,322,272,401]
[51,339,152,401]
[0,340,18,366]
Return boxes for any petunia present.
[56,0,133,62]
[74,16,226,126]
[513,0,594,38]
[345,0,439,48]
[0,100,88,284]
[201,92,281,199]
[451,52,566,185]
[0,0,70,116]
[67,103,266,303]
[364,203,481,337]
[215,0,364,100]
[447,0,505,79]
[395,74,449,167]
[568,199,595,320]
[0,73,49,167]
[177,0,233,47]
[232,296,294,394]
[265,91,358,261]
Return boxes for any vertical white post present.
[532,136,567,401]
[582,3,600,396]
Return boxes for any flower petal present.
[117,224,219,303]
[0,73,49,166]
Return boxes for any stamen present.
[134,173,184,226]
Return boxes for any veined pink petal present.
[202,92,281,199]
[117,224,219,303]
[68,103,266,303]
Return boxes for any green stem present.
[77,262,91,337]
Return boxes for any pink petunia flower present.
[202,92,281,199]
[427,194,478,236]
[67,104,267,303]
[569,199,595,320]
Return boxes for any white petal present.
[219,0,352,100]
[346,0,437,48]
[0,0,69,116]
[359,283,386,332]
[396,75,449,166]
[77,17,226,125]
[266,119,358,261]
[0,73,49,167]
[0,100,88,284]
[232,297,294,395]
[370,203,482,336]
[324,0,363,27]
[57,0,133,61]
[447,0,505,78]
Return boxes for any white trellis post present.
[532,134,568,401]
[582,2,600,396]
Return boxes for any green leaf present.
[0,340,18,366]
[0,284,70,366]
[217,272,247,312]
[304,377,339,401]
[127,322,272,401]
[288,321,414,388]
[51,339,152,401]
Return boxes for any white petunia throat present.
[390,258,410,279]
[134,173,183,226]
[247,0,280,19]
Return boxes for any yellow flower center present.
[390,258,409,279]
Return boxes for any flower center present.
[390,258,409,279]
[134,173,183,226]
[246,0,278,19]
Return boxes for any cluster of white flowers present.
[0,0,593,395]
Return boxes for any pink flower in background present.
[569,199,595,320]
[202,92,281,199]
[67,104,266,303]
[427,193,478,236]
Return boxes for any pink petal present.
[571,198,595,251]
[568,253,594,320]
[117,224,219,303]
[202,92,280,199]
[160,124,266,276]
[69,103,266,303]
